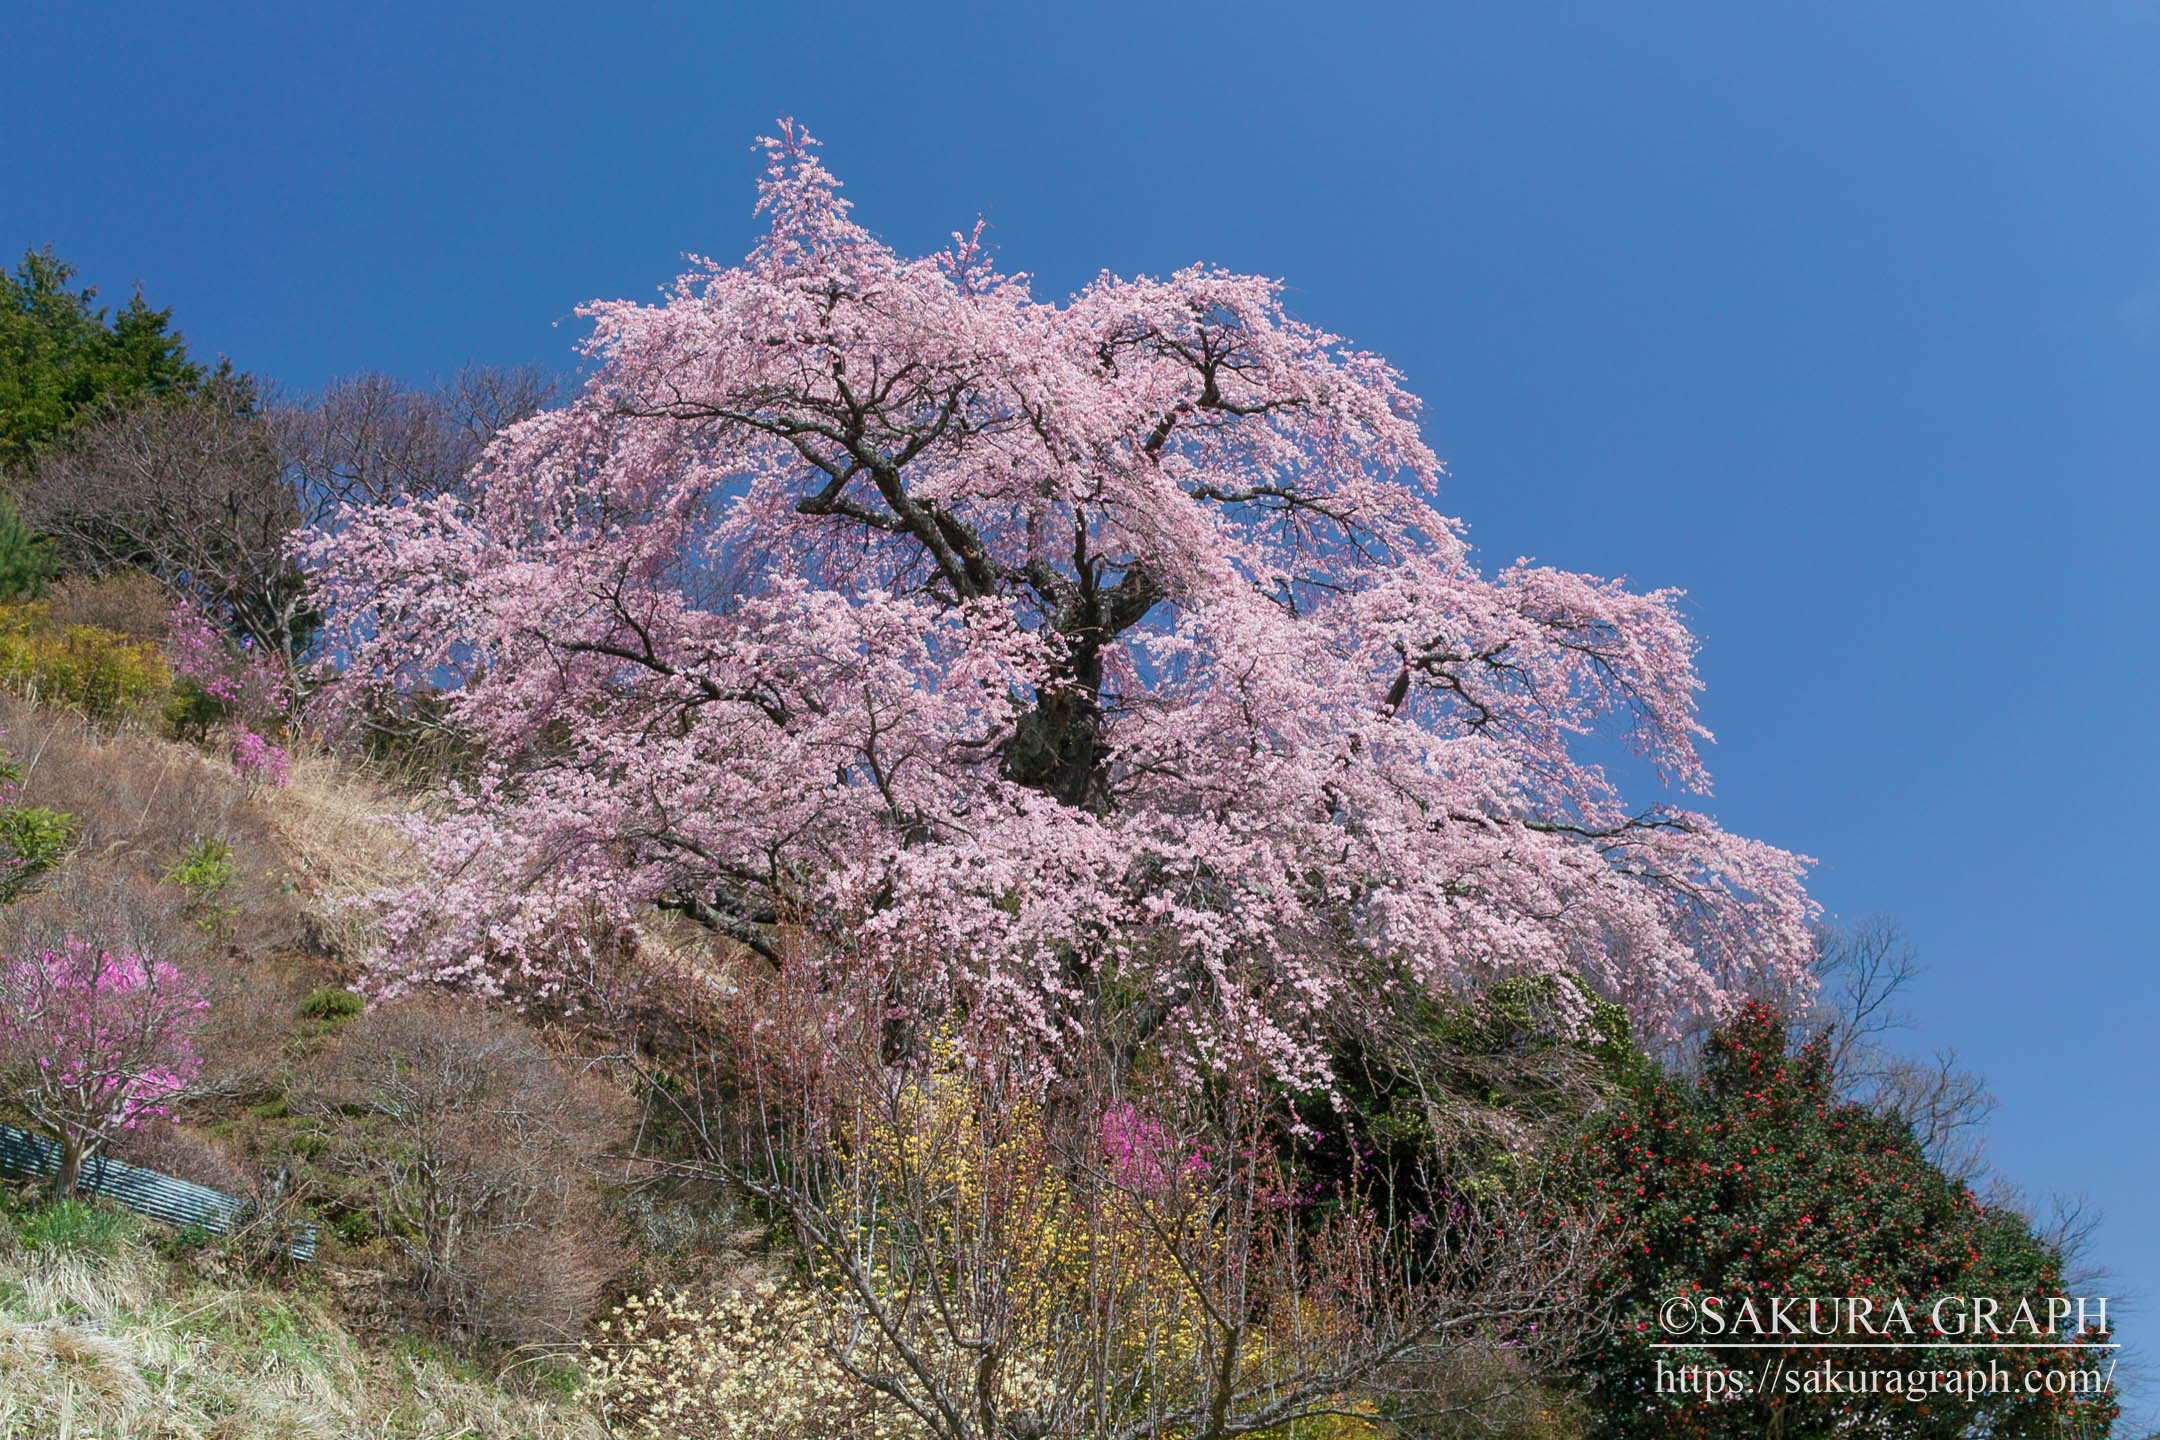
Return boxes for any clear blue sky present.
[9,0,2155,1407]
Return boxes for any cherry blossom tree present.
[307,123,1814,1080]
[0,937,205,1198]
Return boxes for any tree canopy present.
[0,247,203,473]
[308,124,1815,1082]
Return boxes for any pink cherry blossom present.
[305,123,1815,1081]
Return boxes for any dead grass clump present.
[0,1224,605,1438]
[254,744,420,964]
[0,1315,153,1431]
[1,1220,163,1317]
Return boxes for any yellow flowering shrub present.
[0,602,169,720]
[619,987,1505,1440]
[813,1041,1384,1438]
[585,1283,920,1440]
[846,1053,1213,1416]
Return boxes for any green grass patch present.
[0,803,76,900]
[299,987,365,1022]
[14,1196,135,1256]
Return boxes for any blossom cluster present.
[231,727,293,789]
[585,1285,919,1440]
[167,596,290,717]
[168,596,294,789]
[1100,1100,1208,1195]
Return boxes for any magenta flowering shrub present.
[230,727,292,789]
[0,936,206,1196]
[1099,1101,1208,1195]
[168,596,290,717]
[169,595,298,789]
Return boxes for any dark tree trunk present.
[1000,680,1108,810]
[49,1130,84,1201]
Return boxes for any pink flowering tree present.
[306,124,1813,1078]
[1100,1101,1206,1196]
[0,938,205,1198]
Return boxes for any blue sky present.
[9,0,2155,1408]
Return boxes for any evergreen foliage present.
[1566,1003,2115,1438]
[0,247,203,472]
[0,493,57,600]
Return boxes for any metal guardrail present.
[0,1123,316,1261]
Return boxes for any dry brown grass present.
[0,1220,605,1438]
[0,693,308,956]
[0,696,412,1213]
[0,688,429,978]
[0,698,337,1129]
[252,742,422,968]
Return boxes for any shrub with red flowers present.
[1565,1003,2115,1437]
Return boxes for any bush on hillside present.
[1565,1002,2116,1438]
[0,602,168,720]
[291,998,630,1347]
[0,803,75,900]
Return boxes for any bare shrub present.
[291,997,630,1346]
[107,1118,253,1194]
[275,365,560,509]
[0,864,197,963]
[44,568,171,643]
[19,377,311,669]
[187,950,311,1100]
